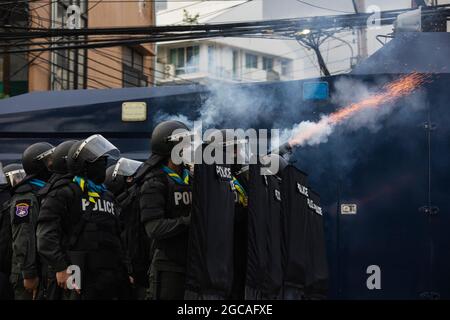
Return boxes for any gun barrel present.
[270,142,293,156]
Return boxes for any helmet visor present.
[166,129,195,143]
[113,158,143,179]
[5,169,27,187]
[35,147,55,169]
[0,164,7,185]
[73,134,120,162]
[225,139,250,165]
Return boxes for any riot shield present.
[246,163,283,300]
[280,165,310,300]
[305,189,329,299]
[185,162,236,299]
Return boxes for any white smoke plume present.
[284,73,430,148]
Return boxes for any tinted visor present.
[35,147,55,169]
[73,134,120,162]
[5,169,27,187]
[112,158,143,179]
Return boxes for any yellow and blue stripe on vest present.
[162,166,190,185]
[73,176,106,203]
[232,176,248,207]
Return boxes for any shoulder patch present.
[16,202,30,217]
[13,199,31,224]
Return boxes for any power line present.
[1,26,267,54]
[1,0,254,5]
[158,1,207,16]
[31,52,113,89]
[3,6,162,89]
[295,0,355,14]
[21,37,147,88]
[236,30,353,78]
[171,0,252,24]
[93,47,200,85]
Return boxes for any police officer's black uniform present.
[139,120,192,300]
[37,140,78,300]
[0,163,26,300]
[0,163,13,299]
[105,158,150,300]
[246,155,287,300]
[9,142,54,300]
[304,189,328,300]
[280,165,310,300]
[36,135,130,300]
[185,159,237,300]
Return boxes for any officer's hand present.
[23,277,39,299]
[56,270,70,289]
[129,276,135,285]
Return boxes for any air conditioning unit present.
[164,64,175,79]
[394,6,447,33]
[394,7,422,32]
[266,70,280,81]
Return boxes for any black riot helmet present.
[22,142,55,177]
[3,163,26,188]
[204,129,249,175]
[150,120,191,157]
[49,140,78,174]
[67,134,120,176]
[104,158,143,196]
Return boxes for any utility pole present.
[352,0,368,63]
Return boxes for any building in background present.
[1,0,156,97]
[155,0,448,85]
[156,40,294,85]
[0,1,29,98]
[155,1,297,85]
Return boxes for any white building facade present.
[156,40,294,84]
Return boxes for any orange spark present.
[288,73,431,147]
[329,72,431,124]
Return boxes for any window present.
[122,47,148,87]
[245,53,258,69]
[208,45,215,72]
[263,57,274,71]
[50,1,87,90]
[232,50,239,79]
[169,46,200,75]
[123,47,144,71]
[281,60,290,76]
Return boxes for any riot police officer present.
[45,140,78,185]
[0,162,8,205]
[0,163,26,300]
[9,142,54,300]
[104,158,143,198]
[0,163,11,299]
[37,140,78,300]
[139,120,193,300]
[36,135,130,300]
[104,157,150,300]
[204,129,250,300]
